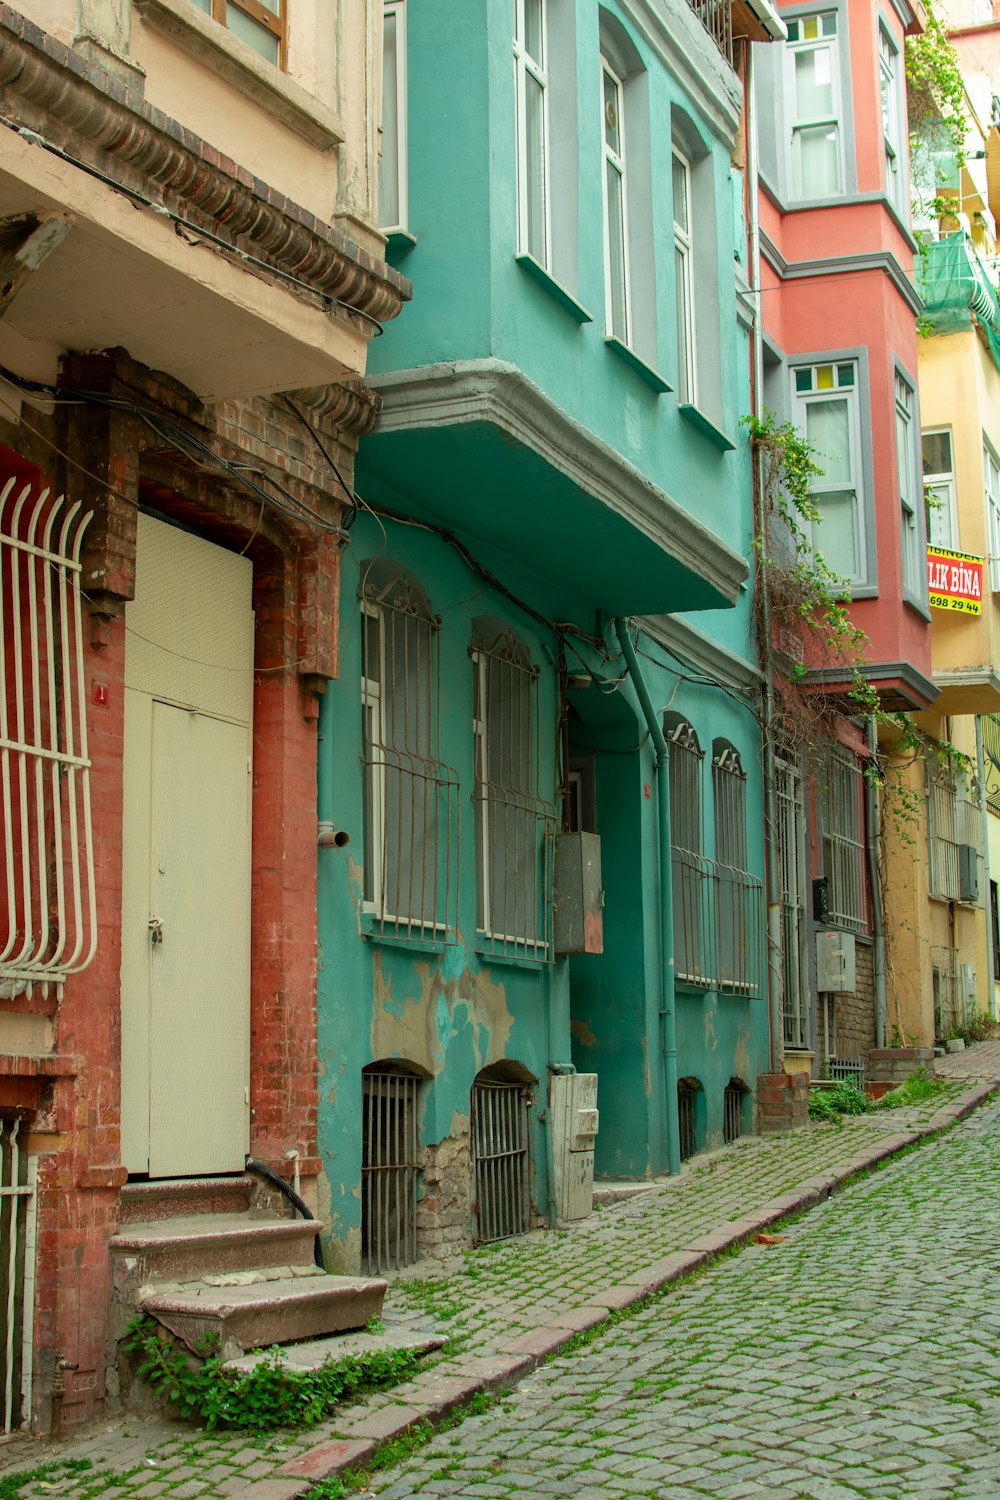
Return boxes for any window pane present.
[525,72,546,260]
[926,482,954,548]
[606,161,627,340]
[923,430,952,475]
[524,0,543,64]
[813,489,858,579]
[806,398,851,482]
[226,3,279,62]
[795,45,834,118]
[672,154,688,235]
[379,13,399,229]
[796,125,840,195]
[897,411,913,503]
[675,243,690,404]
[603,69,621,155]
[190,0,211,9]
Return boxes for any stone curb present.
[181,1076,1000,1498]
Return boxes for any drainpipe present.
[866,716,888,1049]
[614,617,680,1176]
[744,41,784,1074]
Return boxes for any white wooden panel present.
[125,512,254,723]
[148,702,251,1177]
[120,688,153,1173]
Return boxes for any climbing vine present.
[905,0,967,164]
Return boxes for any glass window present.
[514,0,549,264]
[666,718,711,987]
[196,0,284,66]
[712,743,763,994]
[896,375,921,597]
[786,11,842,200]
[819,751,868,933]
[879,27,903,215]
[922,429,956,549]
[673,149,695,404]
[986,442,1000,591]
[793,361,865,585]
[601,58,630,344]
[379,1,407,233]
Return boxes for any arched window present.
[665,714,709,986]
[361,563,459,938]
[713,739,763,994]
[598,11,655,369]
[471,1062,535,1242]
[472,621,555,959]
[361,1061,423,1274]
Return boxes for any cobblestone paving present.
[366,1097,1000,1500]
[0,1072,992,1499]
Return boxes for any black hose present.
[245,1156,325,1269]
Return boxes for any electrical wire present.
[0,113,385,333]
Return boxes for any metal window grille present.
[1,1118,37,1435]
[473,632,555,960]
[984,714,1000,815]
[687,0,733,64]
[723,1081,745,1144]
[827,1057,865,1085]
[678,1079,700,1161]
[932,944,961,1038]
[472,1080,530,1243]
[926,755,984,905]
[819,751,868,933]
[361,570,459,940]
[775,754,809,1049]
[1,479,96,998]
[361,1067,420,1276]
[713,746,764,994]
[667,719,713,987]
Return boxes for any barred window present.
[712,741,763,994]
[818,750,867,933]
[926,755,983,906]
[666,715,711,987]
[473,626,555,959]
[775,751,809,1049]
[361,566,458,940]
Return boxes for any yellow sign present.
[927,546,984,616]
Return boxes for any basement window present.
[361,1064,421,1275]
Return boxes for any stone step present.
[592,1182,655,1208]
[222,1325,446,1377]
[143,1272,388,1355]
[119,1176,255,1224]
[110,1212,321,1282]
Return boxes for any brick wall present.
[827,937,877,1070]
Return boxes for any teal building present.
[316,0,779,1272]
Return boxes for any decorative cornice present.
[759,230,923,316]
[370,359,750,608]
[0,5,410,326]
[640,613,763,693]
[293,380,382,437]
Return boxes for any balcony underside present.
[802,659,939,714]
[358,361,749,617]
[931,668,1000,716]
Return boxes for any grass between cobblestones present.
[0,1079,990,1500]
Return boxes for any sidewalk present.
[4,1054,999,1500]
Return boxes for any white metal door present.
[120,515,253,1177]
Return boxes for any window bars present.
[819,751,868,933]
[775,754,810,1048]
[361,572,459,941]
[926,755,984,905]
[677,1079,700,1161]
[361,1067,420,1276]
[1,479,96,998]
[1,1117,37,1435]
[827,1057,865,1086]
[687,0,733,64]
[472,1080,530,1243]
[668,719,713,987]
[932,944,962,1038]
[713,745,764,994]
[473,632,555,960]
[983,714,1000,815]
[723,1081,745,1144]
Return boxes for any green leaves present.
[124,1316,420,1432]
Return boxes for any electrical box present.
[816,929,856,993]
[959,844,980,905]
[962,963,977,1008]
[550,1073,599,1220]
[553,833,604,954]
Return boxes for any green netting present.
[918,233,1000,373]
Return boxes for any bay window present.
[785,12,842,200]
[895,372,922,600]
[792,361,865,586]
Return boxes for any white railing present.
[0,478,96,996]
[1,1116,37,1435]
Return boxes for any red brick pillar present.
[757,1072,810,1133]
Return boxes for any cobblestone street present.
[366,1095,1000,1500]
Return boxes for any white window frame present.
[879,24,903,217]
[672,146,696,405]
[785,11,843,201]
[985,439,1000,592]
[895,373,921,599]
[792,361,866,586]
[379,0,408,235]
[600,55,631,345]
[514,0,550,266]
[922,428,957,549]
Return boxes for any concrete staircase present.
[111,1176,387,1359]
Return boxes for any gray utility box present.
[553,832,603,954]
[959,843,980,904]
[816,929,856,993]
[550,1072,599,1221]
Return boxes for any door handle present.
[148,917,164,945]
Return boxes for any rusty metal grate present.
[678,1079,700,1162]
[472,1080,530,1243]
[723,1082,745,1144]
[1,1117,36,1435]
[361,1068,421,1275]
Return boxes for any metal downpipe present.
[614,617,681,1176]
